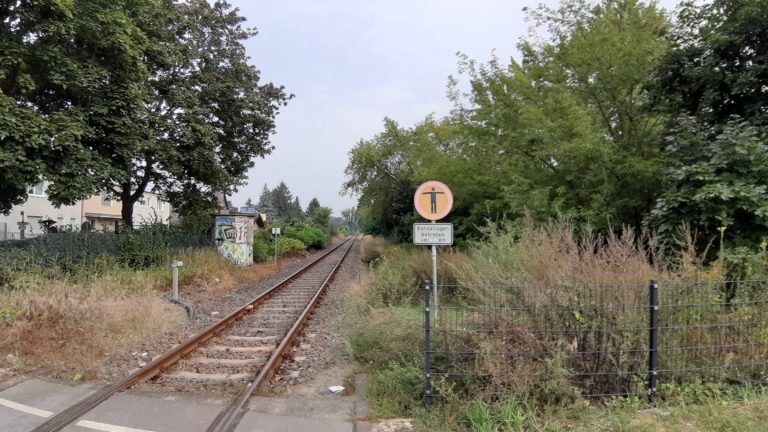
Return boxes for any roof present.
[84,213,122,220]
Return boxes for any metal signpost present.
[271,227,281,263]
[413,181,453,320]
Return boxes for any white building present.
[0,182,171,239]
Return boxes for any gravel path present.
[266,238,362,396]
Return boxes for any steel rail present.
[206,237,356,432]
[31,239,352,432]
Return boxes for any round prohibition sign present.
[414,180,453,221]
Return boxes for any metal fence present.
[0,232,210,272]
[424,280,768,405]
[0,231,45,241]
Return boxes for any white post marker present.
[171,260,183,302]
[271,227,281,263]
[413,181,453,320]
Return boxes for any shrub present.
[0,232,209,280]
[464,400,497,432]
[368,245,467,307]
[277,236,306,257]
[117,233,171,269]
[252,238,271,263]
[284,225,328,249]
[354,220,666,411]
[361,235,390,264]
[454,219,663,287]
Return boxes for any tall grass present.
[454,218,663,287]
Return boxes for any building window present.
[27,182,44,197]
[138,196,147,206]
[101,192,113,207]
[157,199,165,211]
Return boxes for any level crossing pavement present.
[0,378,354,432]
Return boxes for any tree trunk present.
[120,185,136,230]
[119,176,152,230]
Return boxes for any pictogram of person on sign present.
[414,180,452,221]
[422,187,445,214]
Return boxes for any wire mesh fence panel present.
[425,280,768,404]
[656,280,768,392]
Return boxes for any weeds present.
[366,360,424,418]
[351,219,768,430]
[465,400,496,432]
[361,235,390,265]
[0,247,279,377]
[345,306,423,367]
[499,397,528,432]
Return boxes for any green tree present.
[652,0,768,126]
[305,198,321,217]
[114,0,289,227]
[257,183,276,220]
[0,0,155,214]
[311,206,332,230]
[291,196,303,219]
[648,0,768,246]
[343,118,421,241]
[341,207,359,232]
[0,0,290,227]
[647,117,768,244]
[270,181,294,218]
[457,0,670,232]
[345,0,671,242]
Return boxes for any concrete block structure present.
[213,212,256,266]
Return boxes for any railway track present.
[32,237,357,432]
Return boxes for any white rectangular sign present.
[413,223,453,245]
[272,227,281,235]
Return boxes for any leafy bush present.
[117,233,171,269]
[367,245,466,307]
[284,225,328,249]
[724,246,768,280]
[277,236,306,257]
[464,400,497,432]
[252,238,271,263]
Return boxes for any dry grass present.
[2,297,184,378]
[455,218,665,287]
[0,248,282,378]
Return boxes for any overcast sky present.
[229,0,680,215]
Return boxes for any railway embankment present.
[0,238,328,385]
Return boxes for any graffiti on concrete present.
[214,216,254,266]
